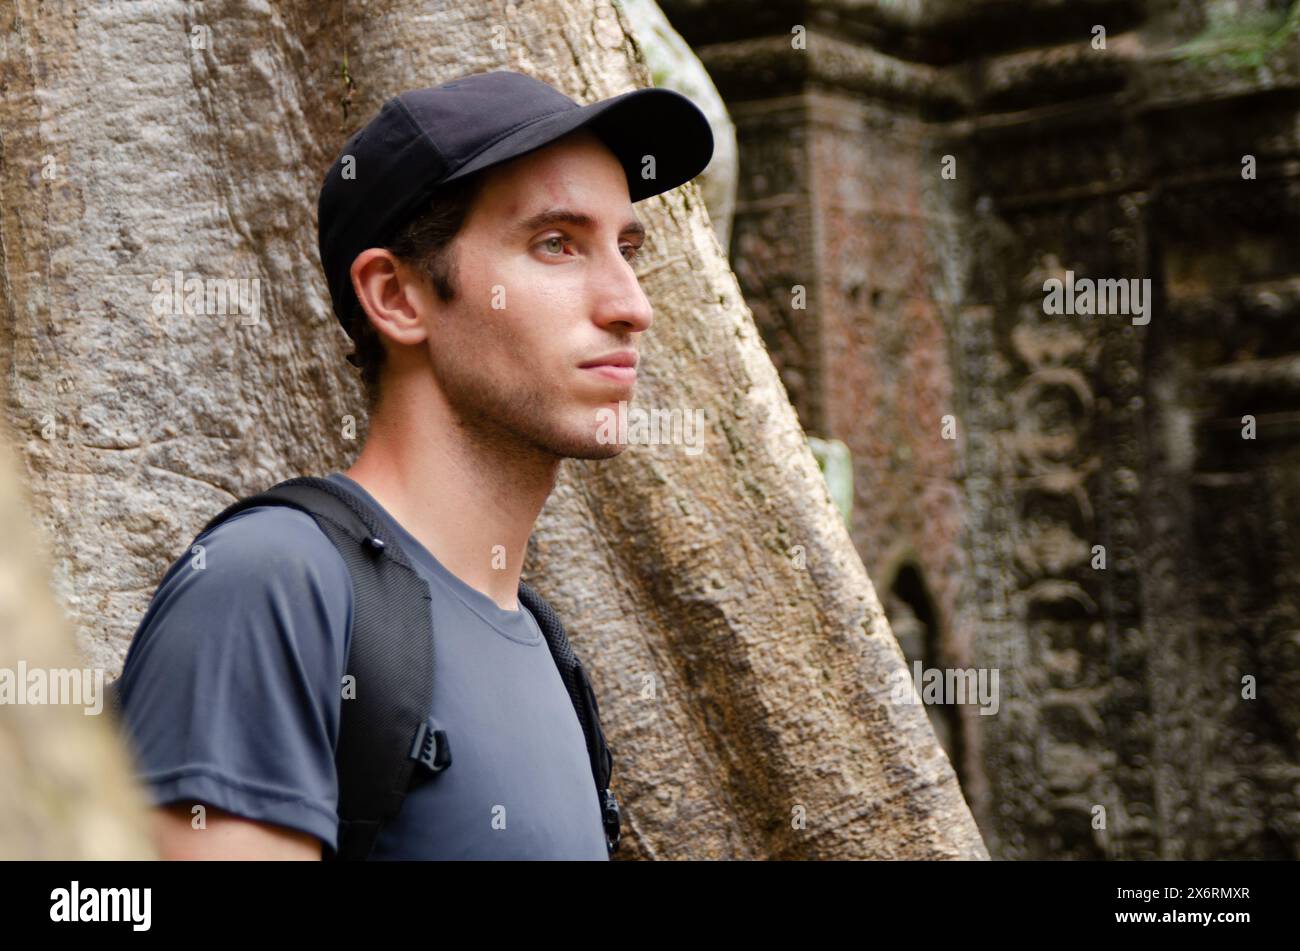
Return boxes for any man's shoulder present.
[191,502,350,579]
[122,501,357,697]
[143,500,357,625]
[195,500,334,543]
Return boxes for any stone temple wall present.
[660,0,1300,858]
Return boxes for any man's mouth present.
[578,350,638,386]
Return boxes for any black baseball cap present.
[317,69,715,339]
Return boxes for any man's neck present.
[342,386,559,612]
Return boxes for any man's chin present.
[557,436,627,461]
[512,399,637,460]
[511,418,628,461]
[540,400,635,460]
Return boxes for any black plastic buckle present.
[600,787,621,854]
[409,716,452,775]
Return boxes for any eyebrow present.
[512,207,645,241]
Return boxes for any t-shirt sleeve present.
[114,504,353,852]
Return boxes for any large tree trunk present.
[0,0,987,859]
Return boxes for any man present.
[114,69,714,859]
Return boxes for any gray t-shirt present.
[116,471,609,860]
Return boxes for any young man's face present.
[420,127,654,460]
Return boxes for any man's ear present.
[350,249,430,349]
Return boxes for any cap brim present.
[440,86,714,202]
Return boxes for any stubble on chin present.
[436,356,629,462]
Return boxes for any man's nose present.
[592,249,653,334]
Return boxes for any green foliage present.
[1170,5,1300,70]
[807,436,854,528]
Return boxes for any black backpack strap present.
[519,581,621,854]
[198,476,443,861]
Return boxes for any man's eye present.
[537,236,641,262]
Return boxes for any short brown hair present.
[344,172,486,413]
